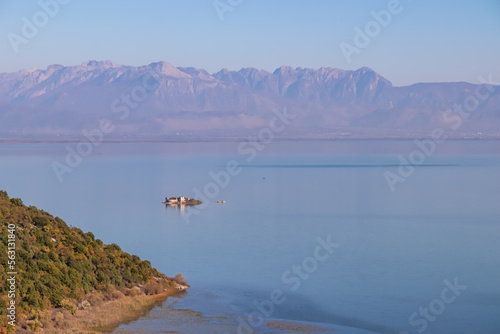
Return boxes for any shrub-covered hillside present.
[0,190,179,332]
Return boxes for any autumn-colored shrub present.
[173,273,187,285]
[77,300,91,310]
[54,311,65,327]
[128,287,140,297]
[87,293,103,306]
[112,290,125,299]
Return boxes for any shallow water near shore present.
[1,140,500,334]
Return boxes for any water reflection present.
[164,202,186,213]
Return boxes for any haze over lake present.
[1,140,499,333]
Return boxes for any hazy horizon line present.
[2,59,494,88]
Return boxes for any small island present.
[163,196,202,206]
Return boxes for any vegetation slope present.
[0,190,185,333]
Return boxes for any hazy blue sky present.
[0,0,499,86]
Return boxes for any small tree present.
[173,274,187,285]
[10,198,23,206]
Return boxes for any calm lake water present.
[1,140,499,334]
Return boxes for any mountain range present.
[0,60,498,140]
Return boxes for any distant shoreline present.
[1,137,499,144]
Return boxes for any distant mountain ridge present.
[0,60,498,140]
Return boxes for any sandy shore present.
[40,286,334,334]
[111,292,336,334]
[44,287,185,334]
[113,308,335,334]
[266,320,333,332]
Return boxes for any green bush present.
[33,216,50,227]
[60,299,77,315]
[26,319,42,332]
[9,198,23,206]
